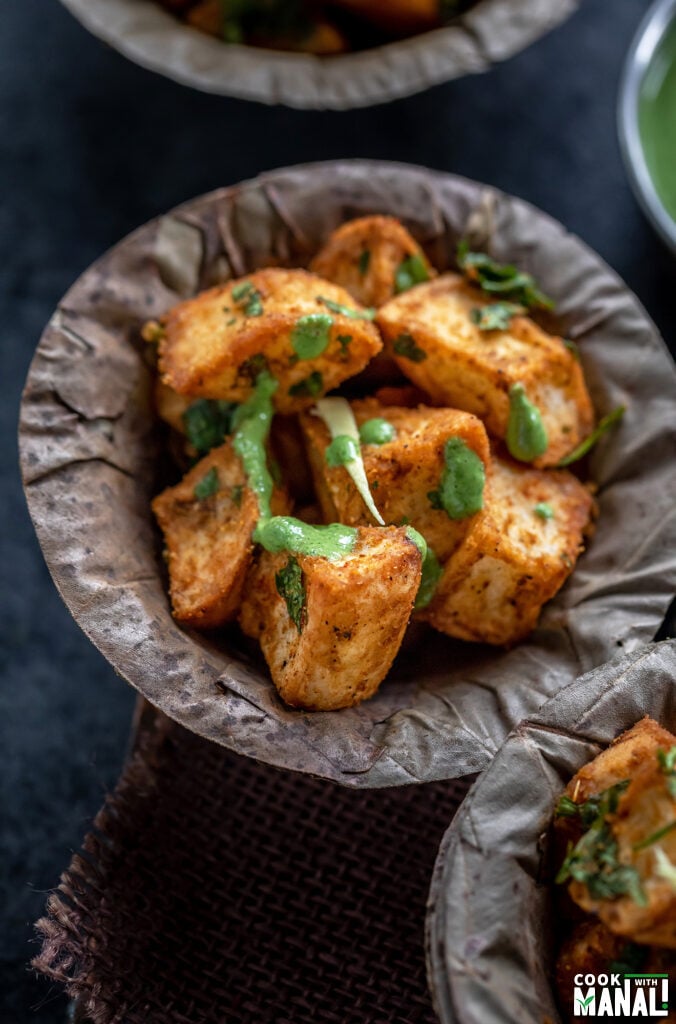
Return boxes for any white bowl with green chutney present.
[619,0,676,252]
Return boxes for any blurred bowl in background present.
[57,0,579,110]
[619,0,676,253]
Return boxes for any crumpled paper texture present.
[57,0,579,109]
[426,638,676,1024]
[19,160,676,787]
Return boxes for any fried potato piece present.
[310,215,435,308]
[376,273,594,468]
[554,920,675,1022]
[253,21,347,54]
[566,721,676,948]
[239,526,422,710]
[155,379,192,435]
[300,399,490,561]
[158,268,382,414]
[152,441,289,629]
[420,455,593,645]
[558,719,676,814]
[329,0,441,34]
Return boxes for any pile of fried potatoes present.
[156,0,469,54]
[148,214,602,711]
[553,718,676,1016]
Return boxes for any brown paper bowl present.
[57,0,580,109]
[19,160,676,787]
[425,638,676,1024]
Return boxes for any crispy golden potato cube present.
[152,442,289,629]
[239,526,422,710]
[329,0,440,34]
[155,379,192,435]
[309,215,435,308]
[253,21,347,54]
[564,720,676,948]
[559,719,676,811]
[299,399,490,561]
[376,273,594,468]
[421,455,594,645]
[158,268,382,414]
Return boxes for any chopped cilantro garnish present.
[470,302,525,331]
[238,353,269,382]
[337,334,352,360]
[275,556,306,633]
[194,466,219,501]
[564,338,580,361]
[534,502,555,520]
[556,780,647,905]
[394,252,429,294]
[556,406,625,467]
[392,333,427,362]
[231,280,263,317]
[358,249,370,275]
[658,746,676,798]
[457,241,554,310]
[316,296,376,321]
[183,399,237,455]
[633,820,676,851]
[288,371,323,398]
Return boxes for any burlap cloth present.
[33,700,469,1022]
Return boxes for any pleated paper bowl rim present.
[426,638,676,1024]
[18,160,676,788]
[58,0,579,109]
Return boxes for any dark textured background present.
[2,0,675,1020]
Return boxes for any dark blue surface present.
[2,0,675,1019]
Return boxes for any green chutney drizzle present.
[291,313,333,360]
[506,383,548,462]
[436,437,485,520]
[404,527,443,610]
[232,371,278,520]
[359,418,396,445]
[325,434,359,467]
[639,19,676,223]
[254,517,358,559]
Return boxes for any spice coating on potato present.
[300,398,490,561]
[310,215,435,308]
[239,526,422,710]
[421,455,594,645]
[376,273,594,467]
[158,268,382,413]
[152,441,289,628]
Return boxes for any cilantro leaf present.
[288,371,323,398]
[394,252,429,294]
[470,302,525,331]
[316,296,376,321]
[556,406,625,467]
[183,399,238,455]
[275,556,306,633]
[194,466,219,501]
[392,333,427,362]
[457,241,554,311]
